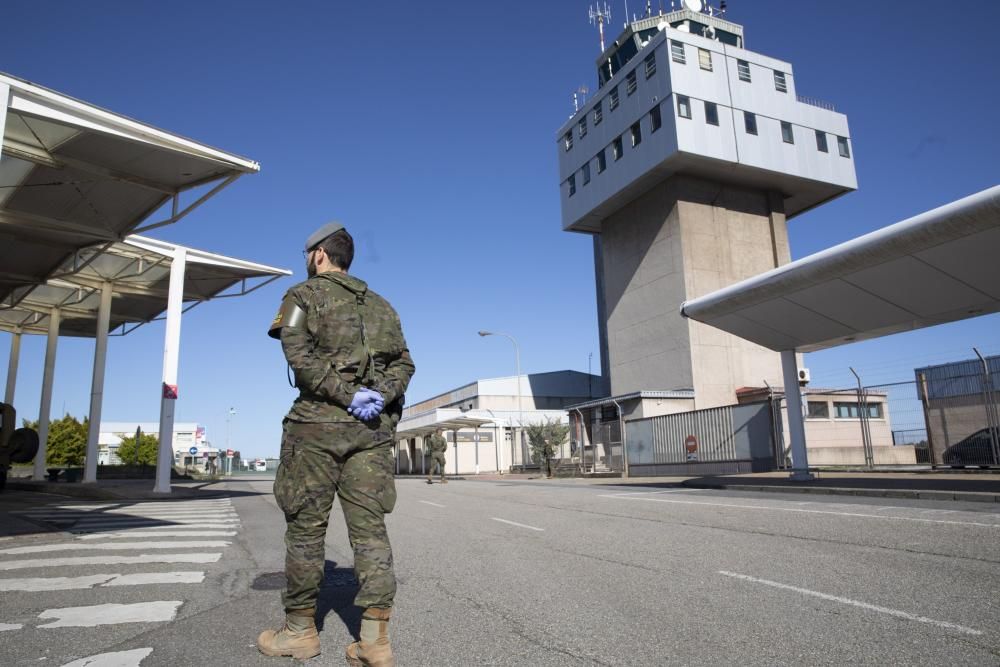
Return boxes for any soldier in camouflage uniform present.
[258,222,414,666]
[425,428,448,484]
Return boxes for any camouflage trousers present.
[274,420,397,611]
[427,454,446,478]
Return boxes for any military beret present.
[304,221,345,252]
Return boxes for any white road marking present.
[599,494,1000,528]
[38,601,182,628]
[0,575,115,591]
[0,553,222,571]
[718,571,982,636]
[418,500,446,508]
[0,571,206,592]
[491,518,544,532]
[103,571,204,587]
[0,541,229,555]
[0,622,24,631]
[60,647,153,667]
[76,531,237,540]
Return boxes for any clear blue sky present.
[2,0,998,458]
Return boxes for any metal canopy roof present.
[396,416,498,439]
[0,235,291,337]
[0,72,260,307]
[680,185,1000,352]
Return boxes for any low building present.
[98,422,204,466]
[395,371,605,475]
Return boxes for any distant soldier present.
[258,222,415,666]
[426,428,448,484]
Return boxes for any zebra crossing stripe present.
[0,553,222,571]
[76,531,237,539]
[38,601,183,628]
[0,623,23,631]
[0,540,230,555]
[59,647,153,667]
[0,571,205,592]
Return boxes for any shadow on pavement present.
[316,560,362,637]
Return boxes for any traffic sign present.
[188,446,198,455]
[226,449,234,457]
[685,435,698,461]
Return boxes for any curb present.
[681,481,1000,503]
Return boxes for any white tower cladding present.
[556,6,856,408]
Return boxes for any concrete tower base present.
[597,175,791,409]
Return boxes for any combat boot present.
[345,607,393,667]
[426,477,433,484]
[440,477,447,484]
[257,607,321,660]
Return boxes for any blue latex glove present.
[348,388,385,422]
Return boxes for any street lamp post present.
[225,407,236,475]
[479,331,522,474]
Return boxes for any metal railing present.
[796,94,836,111]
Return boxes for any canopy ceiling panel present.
[681,185,1000,352]
[0,235,291,338]
[0,71,260,307]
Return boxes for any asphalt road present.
[1,476,998,666]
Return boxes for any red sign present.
[162,383,179,399]
[227,449,234,457]
[685,435,698,454]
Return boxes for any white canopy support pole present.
[5,329,21,405]
[154,249,186,494]
[474,425,480,475]
[781,350,814,481]
[33,308,61,480]
[83,282,112,483]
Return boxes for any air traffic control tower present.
[557,2,857,409]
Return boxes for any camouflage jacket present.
[279,271,415,425]
[427,434,448,455]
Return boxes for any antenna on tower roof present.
[589,2,612,52]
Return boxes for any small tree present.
[117,433,160,466]
[525,418,570,478]
[43,414,88,467]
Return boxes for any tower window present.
[671,40,686,64]
[744,111,758,135]
[593,100,603,126]
[626,70,637,96]
[815,130,828,153]
[705,101,719,126]
[698,48,713,72]
[596,149,607,173]
[838,136,851,158]
[609,87,620,111]
[737,59,751,82]
[582,162,591,185]
[774,70,787,93]
[567,174,576,197]
[644,53,656,79]
[630,121,642,147]
[650,104,662,133]
[676,95,692,119]
[578,117,587,139]
[781,121,794,144]
[612,136,623,161]
[564,131,573,152]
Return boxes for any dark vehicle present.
[0,402,40,491]
[942,427,1000,468]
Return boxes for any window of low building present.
[650,104,662,132]
[838,135,851,158]
[698,48,713,71]
[744,111,757,135]
[807,401,829,419]
[737,59,751,82]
